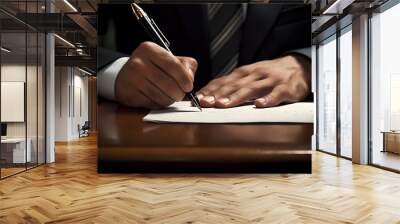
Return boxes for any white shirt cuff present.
[97,57,129,101]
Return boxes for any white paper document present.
[143,101,314,124]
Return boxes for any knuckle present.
[220,86,233,93]
[139,41,154,50]
[229,81,242,90]
[191,58,198,67]
[200,88,211,95]
[238,65,253,74]
[185,57,197,65]
[213,88,229,98]
[171,56,181,65]
[130,57,143,67]
[234,67,246,75]
[253,67,266,75]
[211,77,223,85]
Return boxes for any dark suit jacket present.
[98,4,311,92]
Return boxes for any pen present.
[131,3,202,111]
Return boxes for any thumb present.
[178,56,198,79]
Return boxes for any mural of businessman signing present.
[98,3,311,109]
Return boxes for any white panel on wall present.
[1,82,25,122]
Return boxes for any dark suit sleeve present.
[255,4,311,62]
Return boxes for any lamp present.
[1,47,11,53]
[63,0,78,12]
[322,0,355,15]
[54,34,75,48]
[77,67,93,76]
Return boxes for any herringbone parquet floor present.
[1,135,400,224]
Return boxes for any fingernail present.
[256,98,267,106]
[257,98,266,103]
[218,97,230,104]
[196,93,204,100]
[203,96,215,103]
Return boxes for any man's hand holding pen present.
[115,3,310,110]
[115,41,198,109]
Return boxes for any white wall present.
[55,66,70,141]
[54,66,89,141]
[1,64,38,138]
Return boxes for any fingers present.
[198,95,216,108]
[115,67,161,109]
[197,78,228,107]
[198,78,275,108]
[255,85,289,108]
[129,88,162,109]
[197,77,229,98]
[138,41,196,92]
[117,42,198,108]
[214,79,273,108]
[213,74,269,99]
[139,75,176,107]
[120,41,198,109]
[214,87,255,108]
[196,57,311,109]
[145,59,186,101]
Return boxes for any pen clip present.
[151,19,170,47]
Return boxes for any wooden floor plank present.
[1,135,400,223]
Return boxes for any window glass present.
[0,1,46,179]
[1,31,28,177]
[339,27,352,158]
[371,3,400,170]
[317,35,337,154]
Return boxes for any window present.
[370,2,400,171]
[339,26,352,158]
[317,35,337,154]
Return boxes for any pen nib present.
[190,93,202,111]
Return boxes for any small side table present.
[381,131,400,154]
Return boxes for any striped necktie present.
[207,3,246,77]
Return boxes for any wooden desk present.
[98,101,313,173]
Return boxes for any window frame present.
[315,18,353,160]
[367,0,400,173]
